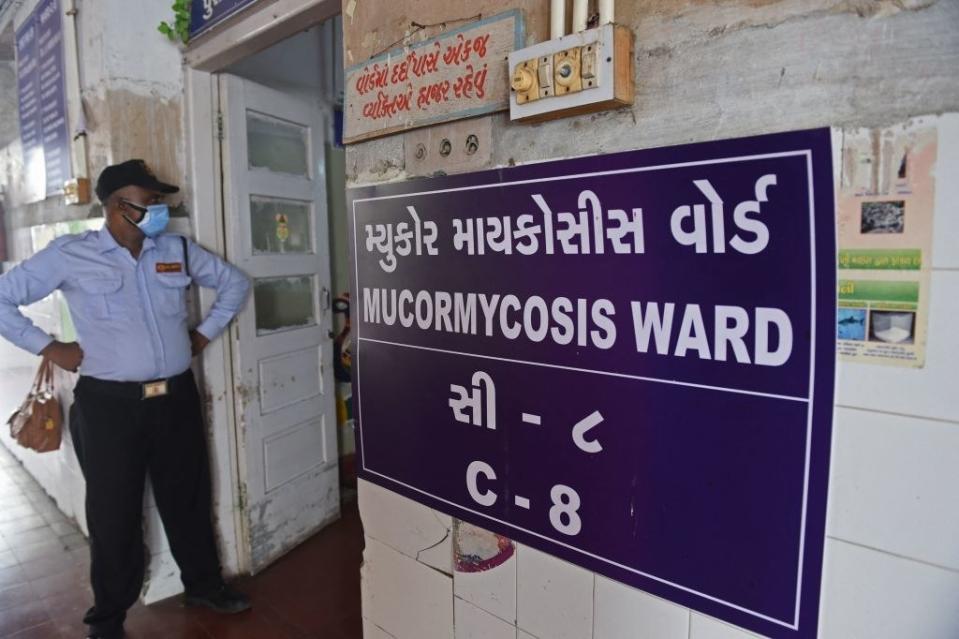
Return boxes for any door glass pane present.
[250,196,313,254]
[254,275,315,335]
[247,110,309,176]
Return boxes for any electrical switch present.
[508,23,634,123]
[581,44,597,89]
[511,59,540,104]
[537,56,554,97]
[554,47,582,96]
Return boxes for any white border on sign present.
[350,150,818,631]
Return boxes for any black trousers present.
[71,370,223,636]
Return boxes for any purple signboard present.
[189,0,259,38]
[16,0,71,199]
[348,129,837,638]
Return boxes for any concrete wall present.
[344,1,959,637]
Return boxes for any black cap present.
[95,159,180,202]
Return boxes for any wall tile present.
[593,576,689,639]
[836,271,959,422]
[689,614,760,638]
[363,618,398,639]
[516,544,593,639]
[932,114,959,269]
[362,536,454,639]
[359,479,453,574]
[143,506,171,554]
[141,551,182,604]
[454,541,516,624]
[828,407,959,570]
[819,538,959,638]
[455,597,516,639]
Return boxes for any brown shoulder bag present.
[6,358,62,453]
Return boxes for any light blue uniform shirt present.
[0,228,250,382]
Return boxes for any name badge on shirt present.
[156,262,183,273]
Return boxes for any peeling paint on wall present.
[453,520,514,573]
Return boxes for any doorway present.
[186,14,356,580]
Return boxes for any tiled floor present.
[0,445,364,638]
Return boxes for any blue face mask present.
[122,201,170,237]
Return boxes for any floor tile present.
[6,620,60,639]
[0,504,40,523]
[19,555,84,581]
[0,447,363,639]
[41,586,94,619]
[124,602,213,639]
[58,532,88,551]
[49,612,89,638]
[13,538,66,564]
[0,581,39,613]
[30,569,82,599]
[5,524,60,545]
[0,514,48,537]
[49,521,78,538]
[0,563,29,589]
[0,597,52,636]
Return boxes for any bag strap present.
[30,359,47,394]
[32,357,52,394]
[44,357,55,392]
[180,236,191,289]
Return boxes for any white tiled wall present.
[357,115,959,638]
[454,539,516,624]
[454,597,516,639]
[690,614,761,639]
[358,479,452,574]
[593,576,689,639]
[819,539,959,639]
[516,545,594,639]
[362,536,454,639]
[827,408,959,571]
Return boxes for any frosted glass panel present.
[254,275,315,335]
[250,196,313,254]
[247,111,309,176]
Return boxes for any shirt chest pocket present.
[75,276,127,320]
[155,274,192,318]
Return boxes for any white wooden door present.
[219,74,339,571]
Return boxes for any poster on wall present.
[343,10,524,143]
[836,119,937,367]
[348,130,837,638]
[15,0,71,201]
[16,0,73,202]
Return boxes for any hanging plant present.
[158,0,191,44]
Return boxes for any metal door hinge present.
[216,111,224,141]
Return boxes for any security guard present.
[0,160,252,638]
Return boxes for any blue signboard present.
[348,130,837,638]
[189,0,259,38]
[16,0,71,199]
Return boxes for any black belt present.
[77,369,194,400]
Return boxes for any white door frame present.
[185,67,247,574]
[184,0,340,575]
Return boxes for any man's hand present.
[190,330,210,357]
[40,341,84,372]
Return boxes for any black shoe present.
[185,584,252,614]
